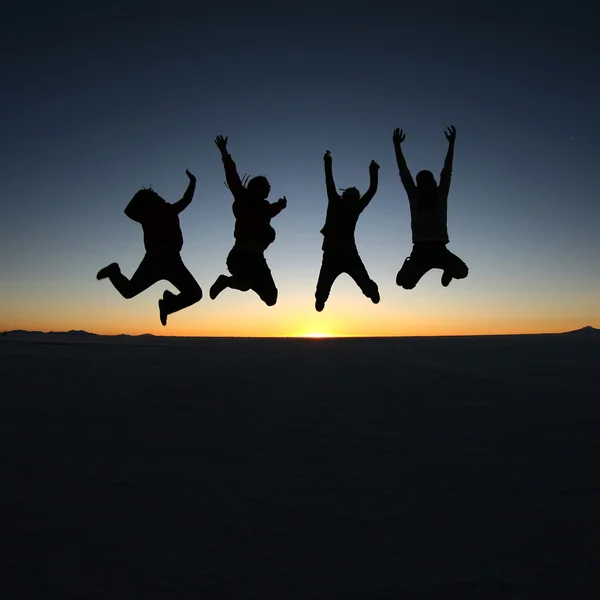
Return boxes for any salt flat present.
[1,333,599,599]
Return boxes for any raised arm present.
[323,151,340,202]
[215,135,244,197]
[172,169,196,214]
[392,128,416,196]
[357,160,380,211]
[439,125,456,198]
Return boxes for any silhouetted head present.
[416,170,437,195]
[341,187,360,202]
[133,187,166,208]
[247,176,271,199]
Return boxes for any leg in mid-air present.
[315,253,344,312]
[209,248,252,300]
[210,248,278,306]
[209,274,232,299]
[439,248,469,287]
[345,253,380,304]
[395,246,433,290]
[159,255,202,326]
[97,255,163,299]
[247,255,278,307]
[396,243,468,289]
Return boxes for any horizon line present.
[3,326,599,340]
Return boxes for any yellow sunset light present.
[301,332,335,338]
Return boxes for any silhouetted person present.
[393,126,469,289]
[209,135,287,306]
[96,170,202,326]
[315,150,381,312]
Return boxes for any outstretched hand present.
[214,135,228,151]
[323,150,332,163]
[277,196,287,209]
[185,169,196,181]
[444,125,456,143]
[393,128,406,145]
[369,160,380,172]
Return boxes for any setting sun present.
[300,332,335,339]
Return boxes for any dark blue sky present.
[1,1,598,336]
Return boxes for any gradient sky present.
[1,1,598,337]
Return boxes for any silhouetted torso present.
[232,195,277,252]
[222,155,282,253]
[141,203,183,253]
[320,193,364,252]
[406,189,449,244]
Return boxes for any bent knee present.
[366,279,378,293]
[454,264,469,280]
[396,272,416,290]
[262,290,278,306]
[236,278,251,291]
[362,279,378,295]
[191,285,203,302]
[315,288,330,302]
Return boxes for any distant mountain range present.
[562,325,600,336]
[1,329,155,338]
[2,327,599,338]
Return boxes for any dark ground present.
[1,333,599,599]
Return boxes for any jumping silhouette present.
[315,150,381,312]
[96,170,202,325]
[393,126,469,289]
[209,135,287,306]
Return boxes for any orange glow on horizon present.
[3,318,598,338]
[3,288,598,340]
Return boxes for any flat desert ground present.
[1,333,599,599]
